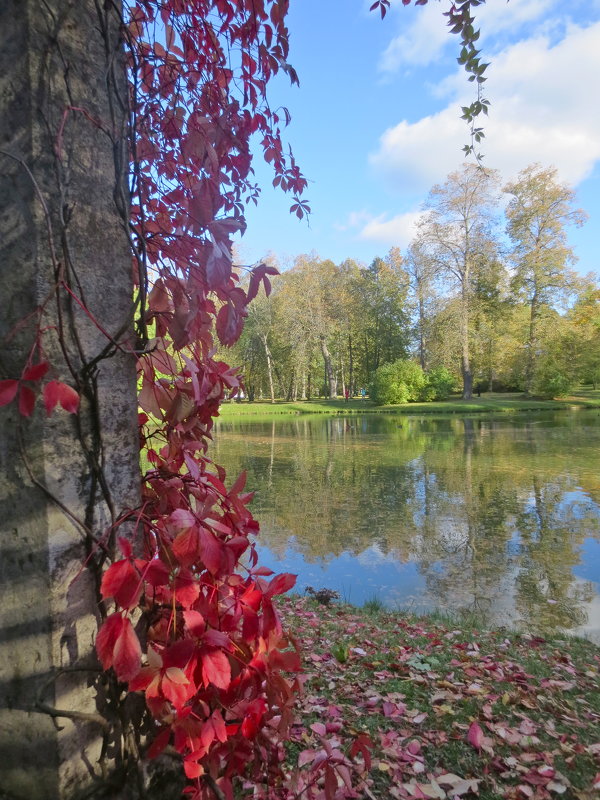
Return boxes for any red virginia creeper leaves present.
[100,559,144,610]
[201,649,231,690]
[113,618,143,681]
[22,361,49,381]
[107,0,318,793]
[43,380,79,415]
[96,613,141,681]
[18,385,35,417]
[266,572,297,598]
[0,380,18,407]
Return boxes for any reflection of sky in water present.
[255,537,600,642]
[573,537,600,581]
[254,541,427,609]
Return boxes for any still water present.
[212,412,600,640]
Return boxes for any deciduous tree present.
[416,164,501,399]
[504,164,587,394]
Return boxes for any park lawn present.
[219,390,600,419]
[278,596,600,800]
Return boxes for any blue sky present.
[235,0,600,277]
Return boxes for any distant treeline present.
[222,164,599,402]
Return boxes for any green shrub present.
[422,366,456,400]
[370,360,426,405]
[532,363,574,398]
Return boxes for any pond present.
[211,411,600,641]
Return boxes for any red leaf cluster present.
[0,359,79,418]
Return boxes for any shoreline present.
[218,390,600,419]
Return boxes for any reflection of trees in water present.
[212,413,600,631]
[513,476,598,630]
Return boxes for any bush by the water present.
[532,361,574,398]
[370,360,456,405]
[420,366,456,401]
[370,360,426,404]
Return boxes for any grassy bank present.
[279,596,600,800]
[219,389,600,419]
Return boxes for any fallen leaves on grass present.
[278,597,600,800]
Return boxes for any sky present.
[234,0,600,276]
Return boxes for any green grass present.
[363,595,385,614]
[277,596,600,800]
[219,389,600,419]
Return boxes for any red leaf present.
[44,380,79,415]
[266,572,296,598]
[101,560,143,610]
[349,733,372,771]
[183,610,205,637]
[112,617,142,681]
[43,380,60,414]
[173,570,200,609]
[145,558,170,587]
[261,597,281,638]
[203,629,231,649]
[147,727,171,760]
[324,765,337,800]
[118,537,133,559]
[210,710,227,743]
[172,525,201,567]
[251,566,274,577]
[467,720,484,750]
[18,385,35,417]
[57,382,79,413]
[22,361,49,381]
[246,263,279,304]
[148,279,172,313]
[184,755,204,779]
[228,469,247,497]
[199,527,223,575]
[201,649,231,690]
[241,713,260,739]
[162,666,191,709]
[96,613,123,670]
[0,379,18,407]
[216,301,243,347]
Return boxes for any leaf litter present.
[278,596,600,800]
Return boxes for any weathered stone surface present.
[0,2,139,797]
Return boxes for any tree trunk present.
[320,335,337,399]
[348,334,354,396]
[0,2,140,798]
[418,294,427,370]
[460,279,473,399]
[525,295,538,395]
[487,337,494,393]
[261,335,276,403]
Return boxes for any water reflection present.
[212,412,600,640]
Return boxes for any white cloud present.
[380,0,556,73]
[473,0,557,42]
[354,210,425,247]
[380,3,450,72]
[371,21,600,192]
[334,209,374,232]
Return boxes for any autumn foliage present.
[100,1,308,796]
